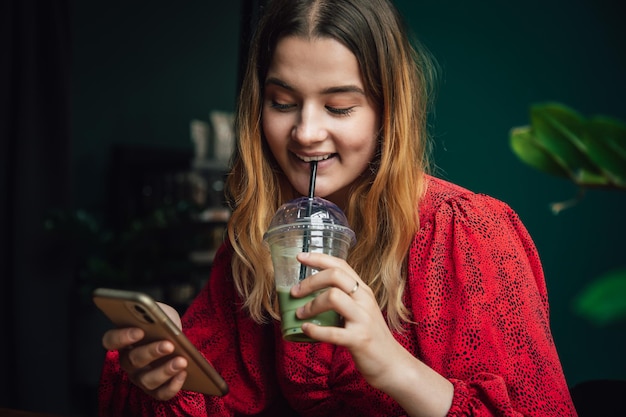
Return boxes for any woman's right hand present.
[101,303,189,401]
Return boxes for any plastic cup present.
[263,197,356,342]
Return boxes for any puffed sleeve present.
[98,243,291,416]
[408,184,577,416]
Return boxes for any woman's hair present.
[225,0,436,330]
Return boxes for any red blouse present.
[99,176,577,416]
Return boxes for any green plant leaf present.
[582,116,626,188]
[531,103,608,185]
[510,126,571,178]
[574,268,626,326]
[589,116,626,158]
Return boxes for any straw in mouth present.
[307,160,317,200]
[299,161,317,281]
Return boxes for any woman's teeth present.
[297,154,333,162]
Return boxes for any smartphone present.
[92,287,229,396]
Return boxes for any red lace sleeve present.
[98,244,290,416]
[408,179,577,416]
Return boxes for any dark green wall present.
[72,0,241,209]
[72,0,625,392]
[395,0,626,386]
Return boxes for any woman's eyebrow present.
[265,77,293,91]
[265,77,365,96]
[321,85,365,95]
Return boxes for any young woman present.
[99,0,577,415]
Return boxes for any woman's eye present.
[326,106,355,116]
[270,100,295,111]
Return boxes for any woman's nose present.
[292,106,327,145]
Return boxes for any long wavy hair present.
[225,0,436,330]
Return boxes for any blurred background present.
[1,0,624,415]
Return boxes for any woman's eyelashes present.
[269,100,295,111]
[326,106,355,116]
[269,100,355,116]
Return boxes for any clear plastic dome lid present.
[263,197,356,244]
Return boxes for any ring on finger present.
[348,280,359,295]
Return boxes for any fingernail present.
[158,341,173,354]
[129,328,142,341]
[172,358,182,371]
[296,307,304,317]
[292,283,301,294]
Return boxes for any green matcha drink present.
[277,287,340,342]
[264,197,355,343]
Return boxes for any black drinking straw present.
[299,161,317,281]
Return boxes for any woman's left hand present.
[292,251,408,389]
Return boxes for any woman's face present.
[262,36,380,208]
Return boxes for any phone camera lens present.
[133,304,154,323]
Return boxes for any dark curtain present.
[0,0,74,414]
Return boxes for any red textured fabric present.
[98,176,577,416]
